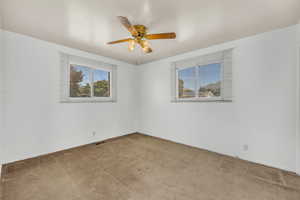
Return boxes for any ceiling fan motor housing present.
[133,25,147,38]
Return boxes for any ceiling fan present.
[107,16,176,53]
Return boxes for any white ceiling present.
[1,0,300,64]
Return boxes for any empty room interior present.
[1,0,300,199]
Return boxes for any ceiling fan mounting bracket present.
[133,25,147,38]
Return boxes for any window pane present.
[93,69,110,97]
[70,65,91,97]
[178,67,195,78]
[198,63,221,98]
[178,67,196,98]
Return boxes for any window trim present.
[175,62,224,102]
[171,49,233,103]
[60,53,117,103]
[67,64,113,102]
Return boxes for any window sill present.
[172,99,232,103]
[60,99,116,103]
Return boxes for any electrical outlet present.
[243,144,248,151]
[92,131,96,136]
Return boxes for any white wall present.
[1,25,299,173]
[137,25,298,172]
[0,14,5,167]
[297,23,300,174]
[1,31,137,164]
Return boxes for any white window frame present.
[171,49,233,102]
[175,62,224,102]
[60,53,117,103]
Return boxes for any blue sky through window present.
[198,63,221,87]
[178,67,195,78]
[94,69,109,82]
[178,63,221,90]
[72,65,90,86]
[72,65,109,86]
[178,67,195,90]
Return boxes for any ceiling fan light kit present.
[128,39,135,51]
[107,16,176,53]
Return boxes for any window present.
[92,68,110,97]
[69,65,111,98]
[69,65,91,98]
[172,49,232,102]
[178,63,221,99]
[61,53,116,102]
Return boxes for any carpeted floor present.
[1,133,300,200]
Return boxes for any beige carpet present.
[1,133,300,200]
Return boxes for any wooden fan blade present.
[117,16,138,36]
[107,38,132,45]
[145,32,176,40]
